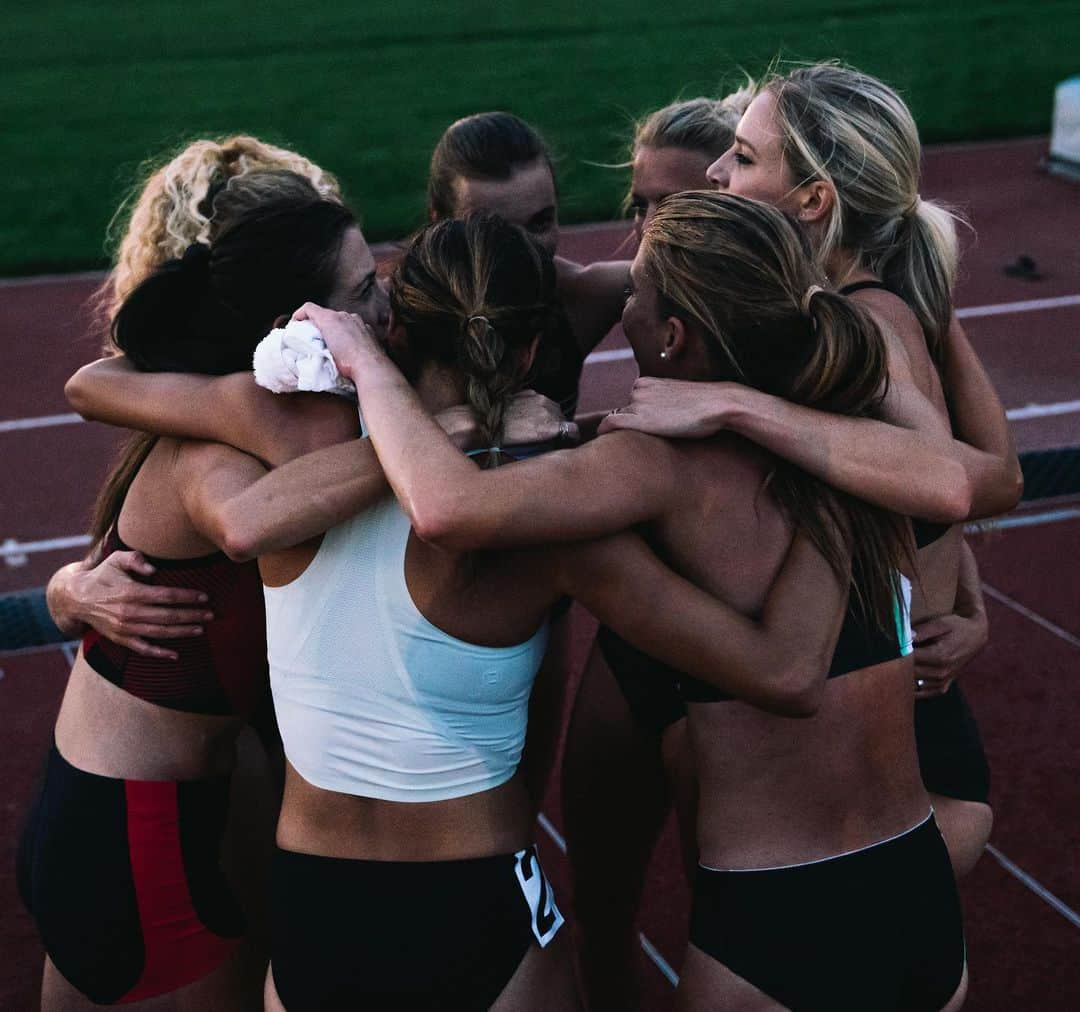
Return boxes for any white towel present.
[252,319,356,400]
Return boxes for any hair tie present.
[902,194,921,219]
[466,313,490,329]
[801,284,825,315]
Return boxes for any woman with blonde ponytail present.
[608,62,1017,878]
[306,192,967,1010]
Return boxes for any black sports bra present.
[839,279,950,549]
[679,579,911,703]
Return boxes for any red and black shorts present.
[17,744,244,1004]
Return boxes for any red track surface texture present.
[2,138,1079,1009]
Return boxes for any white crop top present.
[265,493,549,802]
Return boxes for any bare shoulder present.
[212,374,360,464]
[849,287,934,379]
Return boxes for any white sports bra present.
[265,492,549,802]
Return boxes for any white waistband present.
[698,809,935,873]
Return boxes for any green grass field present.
[3,1,1077,275]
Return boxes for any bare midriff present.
[692,657,929,870]
[53,650,244,781]
[276,765,535,862]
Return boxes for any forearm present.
[953,539,987,622]
[210,438,389,560]
[942,320,1023,517]
[46,560,92,639]
[724,386,971,522]
[560,534,841,716]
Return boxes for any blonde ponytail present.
[766,63,965,363]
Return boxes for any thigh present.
[490,934,581,1012]
[677,945,788,1012]
[929,794,992,878]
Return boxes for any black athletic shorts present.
[915,683,991,804]
[270,844,563,1010]
[689,813,965,1011]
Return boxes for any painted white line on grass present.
[986,845,1080,930]
[536,812,568,854]
[982,583,1080,648]
[0,412,84,433]
[968,507,1080,532]
[639,932,681,987]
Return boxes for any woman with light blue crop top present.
[254,212,883,1011]
[304,194,967,1012]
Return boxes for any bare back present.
[643,434,927,869]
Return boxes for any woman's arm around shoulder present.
[66,356,359,466]
[555,532,846,717]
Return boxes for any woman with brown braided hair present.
[304,192,968,1010]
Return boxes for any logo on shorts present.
[514,846,564,947]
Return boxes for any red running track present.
[2,137,1079,1009]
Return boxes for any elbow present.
[929,463,972,524]
[408,493,478,551]
[763,665,824,718]
[64,370,94,419]
[213,508,260,563]
[1000,462,1024,515]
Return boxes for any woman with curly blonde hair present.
[96,135,341,331]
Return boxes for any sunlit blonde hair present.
[96,135,340,331]
[764,63,962,364]
[634,85,753,156]
[642,191,908,630]
[622,86,753,214]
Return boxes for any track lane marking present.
[982,583,1080,648]
[536,810,680,988]
[986,845,1080,930]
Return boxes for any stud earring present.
[659,351,668,359]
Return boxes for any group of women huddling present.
[18,60,1020,1011]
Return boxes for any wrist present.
[717,383,761,436]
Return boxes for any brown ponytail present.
[390,214,557,466]
[643,191,909,633]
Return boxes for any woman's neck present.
[415,362,467,415]
[826,248,877,289]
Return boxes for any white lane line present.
[0,412,83,433]
[4,506,1075,567]
[585,347,635,365]
[1,535,91,562]
[0,641,75,659]
[536,812,568,854]
[537,811,680,988]
[982,583,1080,648]
[956,294,1080,319]
[639,932,681,987]
[968,507,1080,532]
[1006,399,1080,421]
[7,393,1078,434]
[580,293,1080,368]
[986,844,1080,930]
